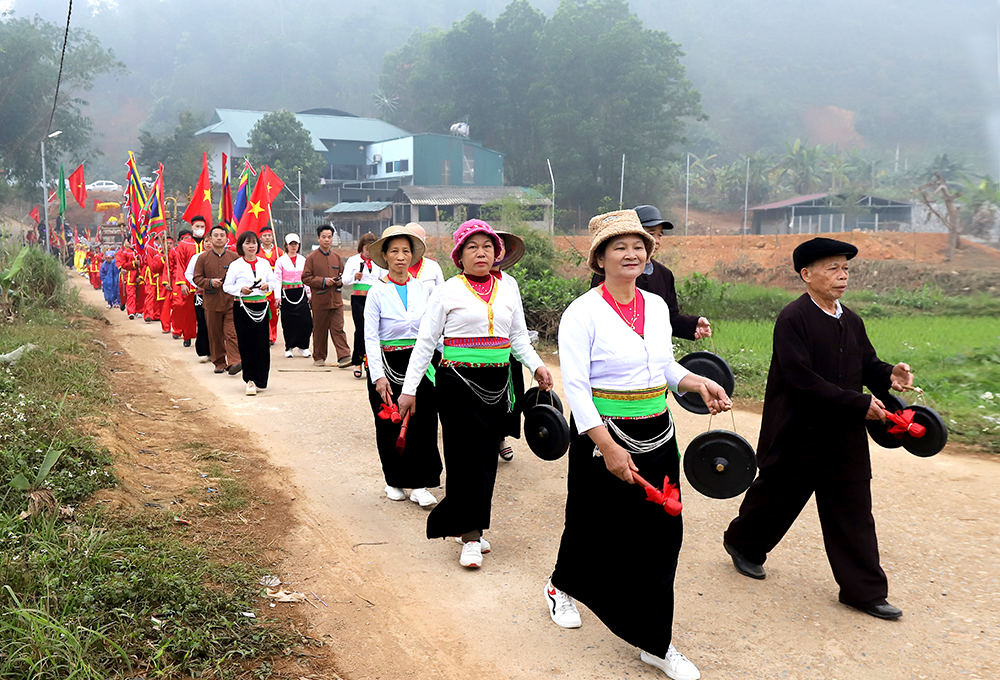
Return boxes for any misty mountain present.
[13,0,1000,180]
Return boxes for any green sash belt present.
[441,346,511,366]
[592,384,668,418]
[353,284,372,294]
[381,338,436,385]
[242,294,267,303]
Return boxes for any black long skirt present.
[366,347,442,489]
[351,295,367,365]
[551,409,682,658]
[194,294,210,357]
[232,300,271,388]
[426,365,508,539]
[281,287,313,351]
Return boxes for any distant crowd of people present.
[70,208,915,680]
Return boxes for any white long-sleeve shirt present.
[364,277,430,383]
[558,287,691,433]
[411,257,445,296]
[185,251,200,288]
[222,257,278,299]
[344,254,386,291]
[402,275,543,396]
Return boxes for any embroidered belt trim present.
[381,339,416,352]
[242,294,267,303]
[592,384,668,419]
[281,282,304,289]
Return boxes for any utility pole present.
[619,154,625,208]
[742,157,750,247]
[298,170,303,233]
[684,153,691,236]
[39,130,62,255]
[547,159,555,240]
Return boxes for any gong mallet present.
[395,412,411,455]
[630,472,683,516]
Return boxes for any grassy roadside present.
[0,246,292,678]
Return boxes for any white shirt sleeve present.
[185,252,199,287]
[557,299,603,433]
[222,258,243,297]
[402,286,448,396]
[364,285,386,383]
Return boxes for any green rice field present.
[674,316,1000,452]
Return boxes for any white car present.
[86,180,122,192]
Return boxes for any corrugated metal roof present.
[324,201,393,214]
[195,109,410,152]
[750,193,829,211]
[398,185,550,206]
[750,193,912,212]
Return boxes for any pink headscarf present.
[450,219,505,268]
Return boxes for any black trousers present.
[351,295,367,365]
[724,460,888,607]
[195,295,210,358]
[551,411,682,658]
[232,300,271,388]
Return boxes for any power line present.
[45,0,74,137]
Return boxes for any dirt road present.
[81,280,999,680]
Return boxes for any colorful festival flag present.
[181,152,212,224]
[67,164,87,208]
[236,165,284,237]
[218,153,234,237]
[233,157,256,224]
[140,163,167,236]
[29,205,40,224]
[124,152,149,250]
[58,164,67,218]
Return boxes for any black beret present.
[792,237,858,274]
[633,204,674,230]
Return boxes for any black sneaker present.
[183,339,191,347]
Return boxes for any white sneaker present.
[459,540,483,568]
[640,645,700,680]
[245,381,257,396]
[384,485,406,501]
[545,580,582,628]
[299,348,312,358]
[409,488,437,507]
[284,349,293,358]
[199,355,211,363]
[454,536,490,553]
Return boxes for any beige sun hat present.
[370,225,426,270]
[494,231,526,270]
[405,222,426,242]
[587,209,654,274]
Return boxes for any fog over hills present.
[15,0,1000,178]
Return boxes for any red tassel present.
[632,472,683,516]
[886,409,926,438]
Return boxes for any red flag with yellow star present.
[236,165,284,237]
[67,164,87,208]
[181,152,212,224]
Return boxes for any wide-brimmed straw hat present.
[370,225,426,270]
[405,222,426,242]
[494,231,526,270]
[587,210,654,274]
[450,219,504,269]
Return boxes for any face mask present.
[193,227,205,238]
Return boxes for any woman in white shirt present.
[492,230,528,463]
[545,210,731,680]
[404,223,446,295]
[223,231,279,396]
[399,219,554,569]
[345,233,386,379]
[274,233,313,358]
[364,225,442,509]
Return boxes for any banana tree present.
[0,245,29,321]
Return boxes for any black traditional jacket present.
[758,294,894,481]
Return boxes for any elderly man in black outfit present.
[591,205,712,340]
[723,237,914,620]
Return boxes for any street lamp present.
[40,130,62,255]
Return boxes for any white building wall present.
[365,138,414,180]
[205,136,247,183]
